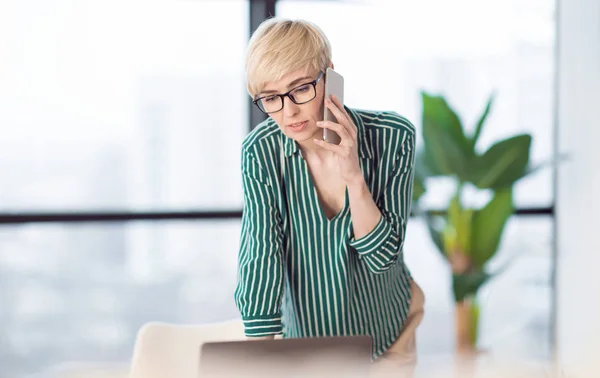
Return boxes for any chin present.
[294,129,319,142]
[283,124,318,142]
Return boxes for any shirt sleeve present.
[233,148,285,337]
[348,132,416,274]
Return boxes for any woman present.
[233,17,425,370]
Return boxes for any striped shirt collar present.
[283,106,373,159]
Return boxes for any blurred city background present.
[0,0,585,377]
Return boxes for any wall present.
[556,0,600,374]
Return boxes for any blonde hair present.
[245,18,332,98]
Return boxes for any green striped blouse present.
[234,106,417,358]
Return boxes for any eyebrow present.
[258,76,313,97]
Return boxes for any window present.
[405,216,553,359]
[277,0,556,209]
[0,0,250,376]
[0,0,249,212]
[0,219,242,376]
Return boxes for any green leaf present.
[470,188,514,268]
[421,124,470,179]
[425,215,447,260]
[412,172,426,202]
[421,91,472,179]
[452,271,490,302]
[514,153,570,182]
[415,149,444,178]
[446,194,472,255]
[471,92,495,150]
[421,91,472,154]
[447,194,462,230]
[471,134,532,189]
[457,209,473,257]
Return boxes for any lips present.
[287,121,307,132]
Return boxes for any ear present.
[329,62,335,70]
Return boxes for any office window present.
[405,216,553,359]
[0,220,242,377]
[277,0,555,209]
[0,0,249,212]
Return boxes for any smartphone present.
[323,67,344,145]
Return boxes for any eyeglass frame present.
[252,71,324,115]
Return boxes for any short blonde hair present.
[245,18,332,98]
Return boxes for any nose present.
[282,95,300,118]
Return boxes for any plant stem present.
[456,181,464,207]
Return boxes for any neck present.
[297,129,331,161]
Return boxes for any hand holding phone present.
[323,67,344,145]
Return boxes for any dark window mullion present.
[0,207,554,225]
[248,0,277,131]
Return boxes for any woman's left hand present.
[314,95,363,186]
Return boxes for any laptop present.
[199,335,373,378]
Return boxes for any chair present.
[127,319,245,378]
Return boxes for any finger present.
[326,96,356,139]
[313,138,348,155]
[324,97,350,129]
[317,120,351,142]
[329,94,350,121]
[331,95,357,137]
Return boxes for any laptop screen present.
[199,335,373,378]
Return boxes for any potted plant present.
[412,91,546,354]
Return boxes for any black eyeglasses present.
[253,72,324,114]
